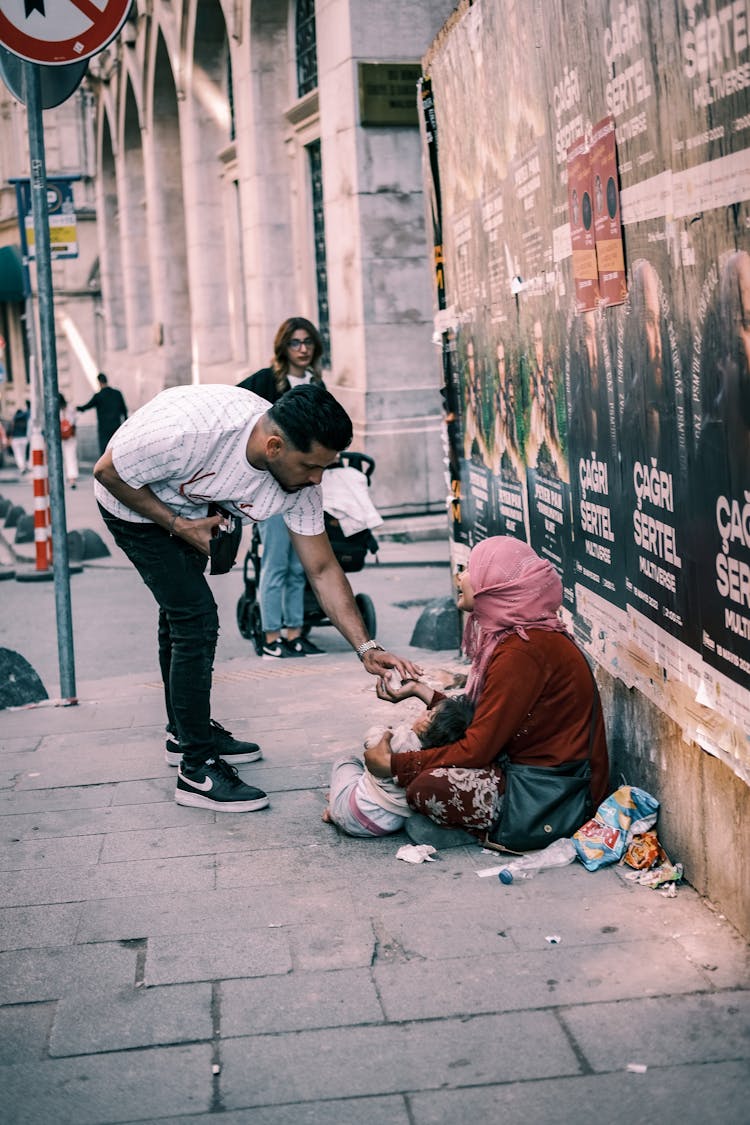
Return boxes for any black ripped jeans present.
[99,506,218,770]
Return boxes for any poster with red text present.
[567,136,599,312]
[590,116,627,307]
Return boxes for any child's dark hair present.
[419,695,474,748]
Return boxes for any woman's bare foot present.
[322,807,333,823]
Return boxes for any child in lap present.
[323,695,473,837]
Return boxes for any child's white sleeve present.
[363,725,386,750]
[389,725,422,754]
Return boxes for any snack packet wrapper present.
[573,785,659,871]
[622,829,665,870]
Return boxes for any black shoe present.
[175,757,269,812]
[165,719,263,767]
[262,639,305,659]
[288,635,325,656]
[405,813,477,849]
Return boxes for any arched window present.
[295,0,318,97]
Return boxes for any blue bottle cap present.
[499,868,513,884]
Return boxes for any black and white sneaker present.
[165,719,263,767]
[175,757,270,812]
[261,639,305,659]
[287,636,325,656]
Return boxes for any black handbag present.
[486,646,598,853]
[208,505,243,575]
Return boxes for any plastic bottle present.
[498,837,577,883]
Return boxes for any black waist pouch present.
[208,504,243,575]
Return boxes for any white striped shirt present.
[94,384,324,534]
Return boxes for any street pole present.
[23,60,77,702]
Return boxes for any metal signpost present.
[0,0,132,702]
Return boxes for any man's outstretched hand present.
[361,648,422,682]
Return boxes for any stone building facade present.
[87,0,457,515]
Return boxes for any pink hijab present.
[463,536,568,701]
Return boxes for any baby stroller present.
[236,451,380,655]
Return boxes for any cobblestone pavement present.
[0,467,748,1123]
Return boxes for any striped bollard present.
[30,429,52,571]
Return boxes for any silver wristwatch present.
[356,639,383,661]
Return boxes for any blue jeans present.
[258,513,306,633]
[99,506,218,769]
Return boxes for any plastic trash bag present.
[573,785,659,871]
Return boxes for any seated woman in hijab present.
[364,536,610,847]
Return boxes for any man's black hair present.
[419,695,475,748]
[268,382,353,453]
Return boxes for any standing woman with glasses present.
[238,317,328,658]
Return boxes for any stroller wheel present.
[355,592,377,640]
[236,594,254,640]
[250,603,264,656]
[237,596,265,654]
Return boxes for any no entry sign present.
[0,0,132,66]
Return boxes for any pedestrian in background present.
[59,392,79,489]
[10,399,30,473]
[77,372,128,455]
[238,317,327,659]
[93,381,420,814]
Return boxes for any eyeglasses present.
[288,338,314,349]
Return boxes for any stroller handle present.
[333,450,375,484]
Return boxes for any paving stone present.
[373,939,711,1020]
[111,777,175,805]
[2,708,162,746]
[50,981,213,1055]
[78,883,357,942]
[237,764,331,793]
[0,902,83,951]
[560,990,750,1070]
[14,751,166,789]
[287,916,377,972]
[367,876,679,958]
[118,1095,410,1125]
[215,842,350,889]
[409,1061,750,1124]
[220,967,383,1036]
[671,924,750,989]
[0,942,138,1004]
[98,816,270,863]
[145,928,292,986]
[0,783,117,814]
[220,1011,579,1107]
[99,791,342,864]
[0,855,215,908]
[0,733,43,754]
[0,1043,212,1125]
[0,1001,55,1063]
[0,799,191,843]
[0,834,103,872]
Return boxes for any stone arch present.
[118,77,153,352]
[241,0,299,361]
[97,109,126,352]
[143,29,192,385]
[178,0,234,372]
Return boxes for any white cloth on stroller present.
[321,466,383,537]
